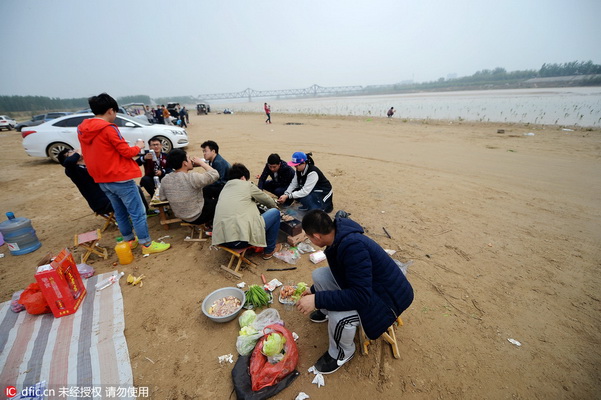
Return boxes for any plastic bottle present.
[114,237,134,265]
[95,271,125,291]
[0,212,42,255]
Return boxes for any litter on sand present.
[308,366,325,387]
[218,354,234,364]
[507,338,522,347]
[295,392,310,400]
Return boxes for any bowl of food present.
[202,287,246,323]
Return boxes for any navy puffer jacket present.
[313,218,414,339]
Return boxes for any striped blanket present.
[0,272,134,399]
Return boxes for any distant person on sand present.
[387,107,395,118]
[264,103,271,124]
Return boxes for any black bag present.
[231,355,299,400]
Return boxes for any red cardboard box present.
[35,248,87,318]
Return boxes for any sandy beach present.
[1,112,600,399]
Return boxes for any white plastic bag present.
[393,259,413,276]
[235,309,284,355]
[273,247,300,265]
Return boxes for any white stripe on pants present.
[312,267,360,360]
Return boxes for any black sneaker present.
[314,351,354,375]
[310,309,328,323]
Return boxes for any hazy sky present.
[3,0,600,99]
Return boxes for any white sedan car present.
[0,115,17,131]
[21,113,189,162]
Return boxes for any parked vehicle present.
[0,115,17,131]
[196,103,211,115]
[15,112,71,132]
[167,102,180,118]
[21,113,189,163]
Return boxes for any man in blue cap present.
[277,151,333,213]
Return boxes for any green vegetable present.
[238,310,256,328]
[291,282,308,302]
[262,333,286,356]
[239,326,258,336]
[246,285,271,308]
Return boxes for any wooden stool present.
[359,315,404,359]
[217,245,256,278]
[74,229,108,264]
[181,223,208,242]
[95,211,117,233]
[151,200,182,230]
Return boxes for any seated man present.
[136,137,172,197]
[212,163,282,260]
[58,149,151,215]
[159,149,219,226]
[277,152,334,213]
[201,140,231,205]
[58,149,112,215]
[257,153,295,197]
[296,210,414,374]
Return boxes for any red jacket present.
[77,118,142,183]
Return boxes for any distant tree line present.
[0,94,152,114]
[364,60,601,95]
[539,60,601,77]
[2,61,600,113]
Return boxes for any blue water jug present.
[0,212,42,255]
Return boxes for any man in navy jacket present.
[257,153,295,197]
[297,210,413,374]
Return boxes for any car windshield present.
[117,115,151,127]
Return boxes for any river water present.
[215,87,601,128]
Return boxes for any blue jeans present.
[262,208,280,253]
[298,191,333,212]
[100,180,151,244]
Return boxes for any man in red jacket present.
[77,93,170,255]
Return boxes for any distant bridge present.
[198,84,364,101]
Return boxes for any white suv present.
[0,115,17,131]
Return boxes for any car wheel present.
[8,125,14,131]
[155,136,173,152]
[47,142,73,163]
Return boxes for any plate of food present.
[279,282,308,305]
[279,285,297,305]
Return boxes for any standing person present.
[155,106,164,125]
[296,210,413,374]
[257,153,295,197]
[212,163,282,260]
[162,105,171,125]
[136,137,172,197]
[145,106,155,123]
[77,92,170,255]
[183,106,190,124]
[179,107,188,128]
[264,102,271,124]
[387,107,395,118]
[58,148,152,215]
[159,149,219,226]
[277,151,333,213]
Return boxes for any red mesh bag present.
[250,324,298,392]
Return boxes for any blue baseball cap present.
[288,151,307,166]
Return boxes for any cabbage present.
[262,333,286,356]
[239,326,259,336]
[238,309,256,328]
